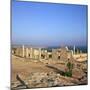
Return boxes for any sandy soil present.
[11,55,54,82]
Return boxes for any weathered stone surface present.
[11,70,87,90]
[72,68,86,79]
[11,81,21,88]
[12,45,87,89]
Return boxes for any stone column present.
[39,48,41,60]
[52,49,57,60]
[45,50,47,59]
[30,48,33,58]
[22,45,24,57]
[71,50,73,56]
[26,48,29,58]
[73,45,75,55]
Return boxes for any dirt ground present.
[11,55,87,89]
[11,55,55,82]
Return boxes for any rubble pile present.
[12,69,87,89]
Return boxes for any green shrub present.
[67,62,73,71]
[64,70,72,77]
[64,61,73,77]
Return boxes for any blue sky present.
[12,0,87,47]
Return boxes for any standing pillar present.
[39,48,41,60]
[52,49,57,60]
[71,50,73,56]
[45,50,47,59]
[73,45,75,55]
[30,48,33,58]
[26,48,29,58]
[22,45,25,57]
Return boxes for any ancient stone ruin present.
[11,45,87,89]
[12,45,74,61]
